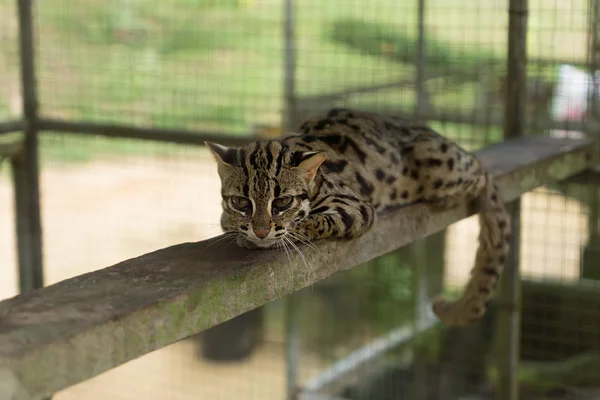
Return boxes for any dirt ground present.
[0,151,588,399]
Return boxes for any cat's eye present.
[272,196,293,212]
[230,196,250,212]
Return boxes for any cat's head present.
[206,140,326,248]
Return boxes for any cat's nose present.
[253,227,270,239]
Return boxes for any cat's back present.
[288,108,437,162]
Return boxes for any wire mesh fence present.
[1,0,600,399]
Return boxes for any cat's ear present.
[205,142,239,179]
[295,151,326,183]
[205,142,238,166]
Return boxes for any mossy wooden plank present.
[0,136,595,400]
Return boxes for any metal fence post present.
[497,0,528,399]
[15,0,44,293]
[283,0,300,399]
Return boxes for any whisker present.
[287,231,331,264]
[288,223,331,263]
[199,231,240,254]
[279,238,295,292]
[284,235,316,284]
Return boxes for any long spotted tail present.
[432,174,511,326]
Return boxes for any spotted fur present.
[207,108,511,326]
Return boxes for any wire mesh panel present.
[1,0,600,398]
[0,0,20,302]
[37,134,293,399]
[0,0,20,120]
[35,0,285,135]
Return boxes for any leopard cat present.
[206,108,511,326]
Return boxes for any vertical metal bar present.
[285,293,301,400]
[584,0,600,276]
[283,1,300,399]
[415,0,427,120]
[413,4,431,396]
[411,241,429,400]
[588,0,600,121]
[283,0,297,131]
[15,0,44,292]
[497,0,528,399]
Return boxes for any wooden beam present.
[0,136,595,400]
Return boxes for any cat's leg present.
[289,195,376,242]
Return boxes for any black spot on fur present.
[320,135,343,146]
[343,138,368,163]
[239,225,248,231]
[410,169,419,180]
[498,255,506,263]
[390,190,397,200]
[440,143,448,153]
[498,221,507,229]
[483,267,500,278]
[416,185,424,194]
[385,176,396,184]
[265,146,274,169]
[433,179,443,189]
[360,206,370,224]
[427,158,443,167]
[402,167,409,176]
[375,168,386,181]
[355,172,374,196]
[275,226,285,231]
[401,190,409,199]
[310,206,329,215]
[322,159,348,174]
[491,193,498,202]
[447,159,455,171]
[274,184,281,198]
[415,160,422,167]
[457,177,463,184]
[401,146,414,155]
[336,207,354,232]
[337,194,361,202]
[243,184,249,197]
[301,135,319,143]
